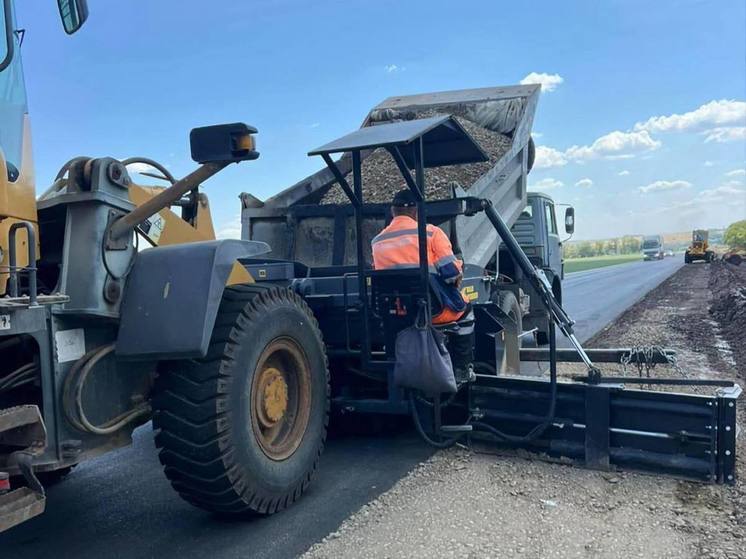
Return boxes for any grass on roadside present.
[564,253,642,273]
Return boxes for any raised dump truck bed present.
[241,85,539,270]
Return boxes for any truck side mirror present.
[57,0,89,35]
[190,123,260,164]
[564,207,575,235]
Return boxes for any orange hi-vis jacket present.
[371,215,467,324]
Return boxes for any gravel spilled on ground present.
[304,263,745,559]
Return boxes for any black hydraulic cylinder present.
[480,200,572,332]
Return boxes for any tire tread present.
[152,284,329,515]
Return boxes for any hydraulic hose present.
[409,393,463,449]
[471,321,558,443]
[411,321,559,447]
[64,344,151,435]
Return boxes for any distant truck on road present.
[642,235,664,260]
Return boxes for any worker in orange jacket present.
[372,189,475,378]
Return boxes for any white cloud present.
[726,168,746,177]
[566,130,661,161]
[309,122,320,129]
[634,99,746,133]
[638,179,692,194]
[575,178,593,188]
[699,183,746,198]
[530,178,564,190]
[704,160,715,167]
[702,126,746,143]
[520,72,564,93]
[125,162,154,174]
[532,132,544,139]
[618,170,630,176]
[533,145,567,169]
[384,64,404,73]
[217,216,242,239]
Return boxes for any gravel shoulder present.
[304,262,746,559]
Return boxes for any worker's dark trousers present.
[445,305,475,380]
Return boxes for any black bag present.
[393,307,457,396]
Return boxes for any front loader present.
[685,229,715,263]
[0,0,290,529]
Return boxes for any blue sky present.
[16,0,746,239]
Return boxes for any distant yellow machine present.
[684,229,715,263]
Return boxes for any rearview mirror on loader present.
[190,123,259,164]
[57,0,88,35]
[565,207,575,235]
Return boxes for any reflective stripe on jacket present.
[372,215,467,323]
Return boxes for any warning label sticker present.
[138,213,166,244]
[55,328,86,363]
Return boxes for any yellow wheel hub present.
[251,337,312,461]
[257,367,289,426]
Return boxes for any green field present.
[564,254,642,273]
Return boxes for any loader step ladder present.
[0,406,48,532]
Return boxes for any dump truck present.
[240,87,574,348]
[642,234,664,260]
[685,229,715,263]
[0,1,741,534]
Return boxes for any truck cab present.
[642,235,664,260]
[500,191,573,345]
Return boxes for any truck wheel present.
[527,137,536,173]
[153,285,329,516]
[535,280,561,346]
[497,290,523,340]
[684,253,691,264]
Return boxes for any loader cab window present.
[544,201,557,235]
[0,0,27,180]
[0,1,10,71]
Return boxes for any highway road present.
[558,256,684,346]
[1,257,683,559]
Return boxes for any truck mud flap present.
[0,405,47,532]
[469,375,741,483]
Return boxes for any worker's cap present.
[392,189,417,208]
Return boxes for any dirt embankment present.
[304,263,746,559]
[708,261,746,368]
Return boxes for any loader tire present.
[153,285,329,516]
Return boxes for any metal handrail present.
[7,221,38,307]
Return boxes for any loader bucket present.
[0,405,47,532]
